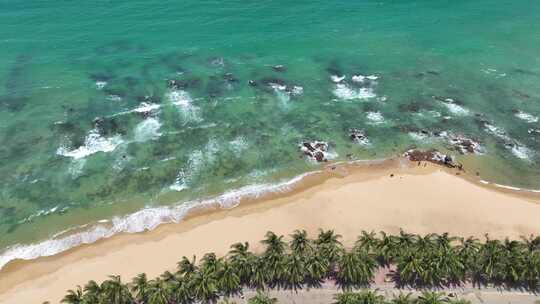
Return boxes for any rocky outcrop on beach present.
[403,127,483,155]
[300,141,330,162]
[446,134,483,155]
[404,149,462,169]
[349,128,370,145]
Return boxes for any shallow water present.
[1,0,540,265]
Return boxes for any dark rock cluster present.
[299,141,330,162]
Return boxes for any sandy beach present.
[1,160,540,304]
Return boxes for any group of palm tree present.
[58,229,540,304]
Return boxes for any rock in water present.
[300,141,330,162]
[349,128,369,145]
[272,65,286,72]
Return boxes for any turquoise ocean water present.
[1,0,540,266]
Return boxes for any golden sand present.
[1,160,539,304]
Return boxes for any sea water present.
[1,0,540,267]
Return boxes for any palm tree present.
[217,261,241,297]
[282,254,305,291]
[82,280,102,303]
[437,245,466,286]
[336,250,375,290]
[160,270,177,283]
[191,269,219,303]
[314,229,342,248]
[456,237,480,269]
[375,231,397,265]
[315,229,344,273]
[61,286,84,304]
[177,255,198,278]
[290,229,312,256]
[521,250,540,291]
[100,275,133,304]
[168,276,192,304]
[475,236,506,285]
[260,232,287,287]
[147,278,170,304]
[304,251,329,287]
[131,273,150,303]
[417,291,448,304]
[521,235,540,252]
[395,252,424,287]
[250,256,268,290]
[201,252,222,274]
[228,242,255,285]
[355,231,378,254]
[261,231,286,257]
[247,292,278,304]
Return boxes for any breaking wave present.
[56,129,124,160]
[0,171,318,270]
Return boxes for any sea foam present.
[57,129,124,160]
[134,117,162,142]
[515,111,539,123]
[0,171,317,270]
[333,84,376,100]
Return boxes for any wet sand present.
[1,160,540,304]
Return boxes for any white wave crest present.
[515,111,539,123]
[441,99,469,116]
[110,102,161,118]
[134,117,162,142]
[351,74,379,83]
[366,111,385,124]
[168,89,202,122]
[510,145,533,160]
[330,75,346,83]
[0,171,318,270]
[57,129,124,160]
[95,81,107,90]
[333,84,376,100]
[484,123,533,161]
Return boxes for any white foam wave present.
[484,123,533,160]
[479,180,540,193]
[333,84,376,100]
[408,132,429,141]
[169,139,220,191]
[0,171,318,270]
[95,81,107,90]
[366,111,384,124]
[515,111,539,123]
[57,129,124,160]
[484,123,510,141]
[441,99,469,116]
[229,136,249,155]
[330,75,346,83]
[510,145,533,160]
[351,74,379,83]
[17,205,63,225]
[107,95,122,102]
[110,102,161,118]
[168,89,201,122]
[134,117,162,142]
[68,158,87,178]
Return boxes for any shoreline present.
[2,157,539,273]
[1,159,540,303]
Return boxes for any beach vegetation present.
[59,230,540,304]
